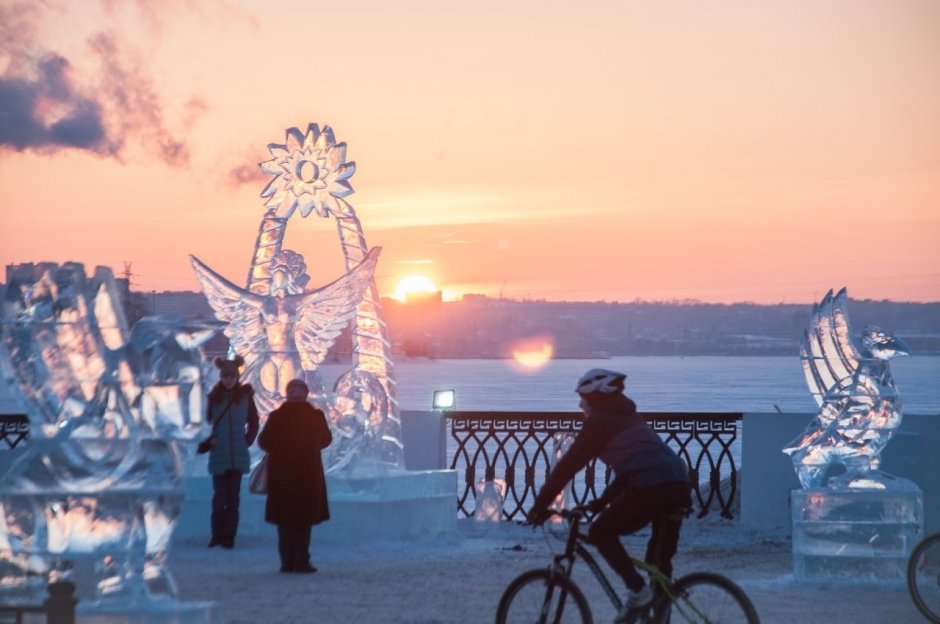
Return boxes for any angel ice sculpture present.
[190,123,404,475]
[783,288,910,489]
[0,262,216,606]
[190,247,380,417]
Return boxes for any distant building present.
[150,291,215,318]
[8,268,935,358]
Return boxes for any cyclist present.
[526,368,692,622]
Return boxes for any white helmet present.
[575,369,626,395]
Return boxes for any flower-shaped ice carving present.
[260,123,356,218]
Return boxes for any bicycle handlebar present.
[551,507,589,520]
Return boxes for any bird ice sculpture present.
[0,262,217,605]
[783,288,910,489]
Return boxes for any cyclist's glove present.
[525,506,549,525]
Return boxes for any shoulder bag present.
[248,454,269,494]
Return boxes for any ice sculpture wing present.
[293,247,381,371]
[800,287,860,406]
[189,255,267,374]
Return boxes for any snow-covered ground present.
[170,517,920,624]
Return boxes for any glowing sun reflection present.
[508,336,554,372]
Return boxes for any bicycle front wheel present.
[909,534,940,623]
[667,572,759,624]
[495,568,593,624]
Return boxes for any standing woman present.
[259,379,333,573]
[206,355,259,549]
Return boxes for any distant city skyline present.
[131,288,940,360]
[1,2,938,304]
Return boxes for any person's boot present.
[614,585,653,623]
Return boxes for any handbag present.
[196,396,236,455]
[248,454,269,494]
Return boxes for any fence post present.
[44,581,77,624]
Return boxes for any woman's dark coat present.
[258,401,333,527]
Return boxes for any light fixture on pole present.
[432,389,456,411]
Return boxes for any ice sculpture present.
[190,123,404,474]
[189,247,380,415]
[0,262,217,608]
[783,287,910,489]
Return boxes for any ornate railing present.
[448,411,741,521]
[0,414,29,450]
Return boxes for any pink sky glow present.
[1,1,938,304]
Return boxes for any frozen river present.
[318,355,940,414]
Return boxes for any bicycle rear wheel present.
[667,572,759,624]
[495,568,593,624]
[908,534,940,623]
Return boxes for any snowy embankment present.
[171,517,919,624]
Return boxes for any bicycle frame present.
[549,509,705,623]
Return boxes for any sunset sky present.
[1,1,938,304]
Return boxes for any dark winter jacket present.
[258,400,333,527]
[206,383,259,475]
[532,393,689,511]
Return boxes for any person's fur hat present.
[214,355,245,376]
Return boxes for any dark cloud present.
[0,3,201,167]
[0,54,114,154]
[49,102,108,149]
[0,78,44,149]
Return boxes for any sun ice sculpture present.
[190,123,404,476]
[783,287,911,489]
[0,262,219,612]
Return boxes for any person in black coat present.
[258,379,333,573]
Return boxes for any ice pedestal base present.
[319,470,458,541]
[791,479,923,581]
[176,469,457,543]
[75,599,223,624]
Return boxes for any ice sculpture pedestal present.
[76,599,223,624]
[791,478,923,580]
[178,470,457,543]
[319,470,458,541]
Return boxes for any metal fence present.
[448,411,741,521]
[0,414,29,450]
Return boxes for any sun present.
[394,275,438,302]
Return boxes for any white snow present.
[169,516,921,624]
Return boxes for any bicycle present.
[495,507,759,624]
[908,532,940,623]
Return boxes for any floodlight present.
[432,389,456,410]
